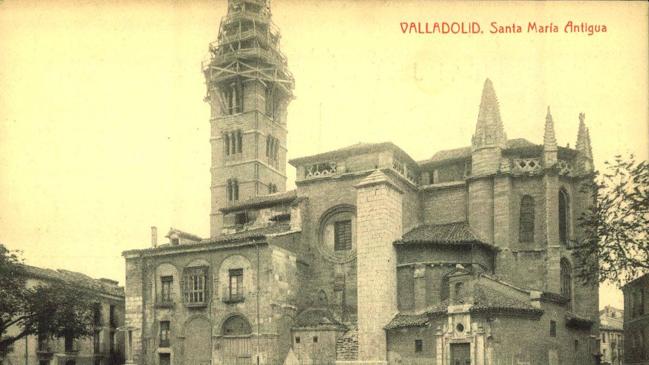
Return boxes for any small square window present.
[295,336,300,344]
[415,339,423,353]
[313,336,318,343]
[550,320,557,337]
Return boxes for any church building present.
[122,1,600,364]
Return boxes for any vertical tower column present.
[543,107,561,293]
[354,170,403,364]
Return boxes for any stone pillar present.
[493,176,511,248]
[544,171,561,293]
[468,177,494,244]
[413,264,427,311]
[354,170,403,364]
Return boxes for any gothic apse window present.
[559,189,570,244]
[560,258,572,301]
[519,195,535,243]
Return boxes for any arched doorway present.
[221,315,253,365]
[184,317,211,365]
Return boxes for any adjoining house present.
[3,265,125,365]
[599,305,624,365]
[623,274,649,365]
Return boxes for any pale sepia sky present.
[0,0,647,309]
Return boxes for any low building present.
[599,305,624,365]
[3,265,125,365]
[623,274,649,365]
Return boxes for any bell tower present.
[203,0,294,238]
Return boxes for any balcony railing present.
[222,288,245,304]
[155,294,175,308]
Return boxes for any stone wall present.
[355,171,402,363]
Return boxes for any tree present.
[573,155,649,286]
[0,244,98,357]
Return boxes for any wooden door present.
[450,343,471,365]
[222,337,252,365]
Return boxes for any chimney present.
[151,226,158,247]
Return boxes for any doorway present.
[159,354,170,365]
[450,343,471,365]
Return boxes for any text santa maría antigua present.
[400,21,607,36]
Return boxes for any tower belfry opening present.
[204,0,295,238]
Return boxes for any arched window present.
[222,315,252,336]
[224,134,230,156]
[440,275,450,302]
[227,179,239,202]
[560,258,572,300]
[519,195,535,243]
[559,189,570,244]
[236,130,242,153]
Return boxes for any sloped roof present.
[418,138,536,167]
[293,308,346,330]
[385,313,429,330]
[21,265,124,298]
[471,284,542,315]
[288,142,418,167]
[220,190,298,213]
[386,282,542,330]
[208,223,294,244]
[395,222,495,250]
[565,312,595,329]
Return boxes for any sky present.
[0,0,647,310]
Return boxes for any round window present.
[456,323,464,333]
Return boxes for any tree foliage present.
[0,244,98,355]
[573,155,649,286]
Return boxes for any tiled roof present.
[22,265,124,298]
[385,313,429,330]
[386,283,543,330]
[600,324,624,332]
[471,285,542,315]
[208,223,294,244]
[123,223,297,256]
[288,142,418,167]
[418,138,536,166]
[386,300,450,330]
[565,312,595,329]
[395,222,496,250]
[293,308,346,330]
[220,190,298,213]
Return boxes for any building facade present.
[623,274,649,365]
[2,266,125,365]
[122,1,601,364]
[599,306,623,365]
